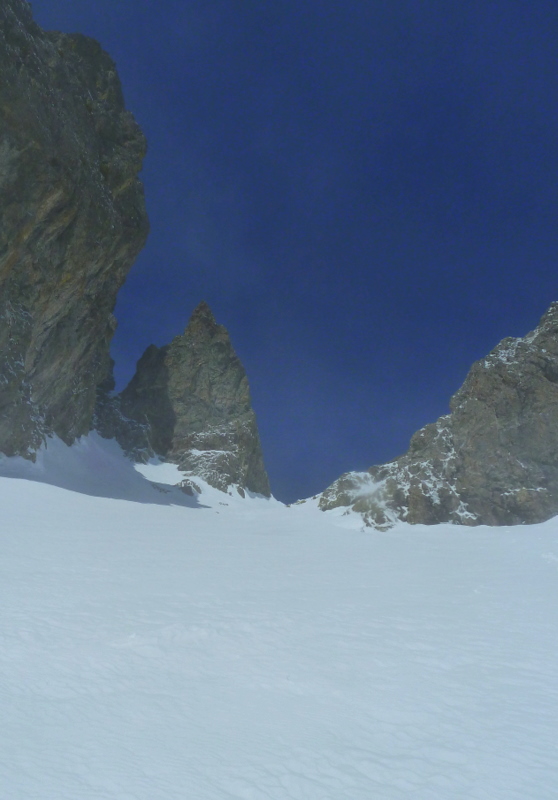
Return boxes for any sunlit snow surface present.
[1,435,558,799]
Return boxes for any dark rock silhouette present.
[0,0,148,457]
[320,303,558,528]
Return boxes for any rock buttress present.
[319,302,558,528]
[0,0,148,455]
[108,302,271,496]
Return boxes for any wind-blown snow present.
[1,435,557,799]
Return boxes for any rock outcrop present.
[320,302,558,528]
[0,0,148,456]
[98,302,271,496]
[93,359,153,464]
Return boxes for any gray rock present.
[92,359,153,463]
[0,0,148,457]
[103,302,271,496]
[320,302,558,528]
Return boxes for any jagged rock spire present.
[100,303,271,496]
[186,300,217,329]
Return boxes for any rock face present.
[320,303,558,528]
[0,1,148,456]
[99,302,271,496]
[93,359,153,464]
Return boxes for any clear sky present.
[31,0,558,502]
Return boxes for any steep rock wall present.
[0,0,148,455]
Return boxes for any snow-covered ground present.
[1,435,557,799]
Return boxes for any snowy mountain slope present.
[1,436,558,799]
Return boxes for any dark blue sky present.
[31,0,558,501]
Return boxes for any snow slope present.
[1,435,557,799]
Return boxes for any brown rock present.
[0,0,148,456]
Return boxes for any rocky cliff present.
[0,0,148,456]
[97,302,271,496]
[319,302,558,528]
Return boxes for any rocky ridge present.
[319,303,558,528]
[0,2,268,499]
[96,302,271,497]
[0,0,148,456]
[4,1,558,521]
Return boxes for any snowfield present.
[1,435,557,799]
